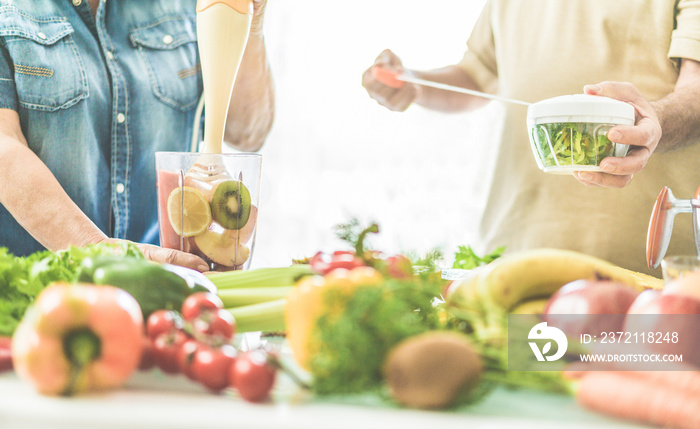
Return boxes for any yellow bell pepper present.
[284,266,383,370]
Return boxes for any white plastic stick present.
[396,74,531,106]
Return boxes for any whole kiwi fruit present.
[210,180,251,230]
[383,331,483,409]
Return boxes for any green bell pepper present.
[77,256,214,318]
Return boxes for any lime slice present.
[167,187,212,237]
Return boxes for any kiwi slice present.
[210,180,251,230]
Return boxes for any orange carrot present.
[576,371,700,429]
[628,370,700,396]
[566,365,700,392]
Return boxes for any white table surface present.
[0,367,649,429]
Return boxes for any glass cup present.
[661,255,700,283]
[155,152,262,271]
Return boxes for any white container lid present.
[527,94,635,126]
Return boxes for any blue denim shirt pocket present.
[130,15,201,111]
[0,7,88,111]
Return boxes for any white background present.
[247,0,497,268]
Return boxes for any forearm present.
[653,59,700,152]
[0,137,107,251]
[224,32,274,152]
[412,65,490,113]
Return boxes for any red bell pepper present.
[0,336,12,372]
[12,282,144,396]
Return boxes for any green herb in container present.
[527,95,635,174]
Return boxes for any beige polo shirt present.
[457,0,700,275]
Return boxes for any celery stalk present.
[207,265,313,290]
[227,298,287,333]
[218,286,294,308]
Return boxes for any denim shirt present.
[0,0,203,256]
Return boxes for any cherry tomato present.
[152,330,186,374]
[181,292,224,321]
[193,309,236,339]
[309,251,364,275]
[328,252,364,272]
[138,335,157,371]
[176,338,200,381]
[308,251,331,273]
[192,344,237,392]
[230,349,277,402]
[146,310,181,340]
[0,336,13,373]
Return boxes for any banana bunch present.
[444,248,663,316]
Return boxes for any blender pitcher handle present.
[693,185,700,257]
[646,186,694,269]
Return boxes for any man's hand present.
[574,82,662,188]
[362,49,420,112]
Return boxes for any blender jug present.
[646,185,700,269]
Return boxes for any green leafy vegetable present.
[309,274,448,395]
[452,301,572,396]
[452,245,505,270]
[0,242,143,336]
[533,122,616,167]
[306,237,570,406]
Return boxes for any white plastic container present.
[527,94,635,174]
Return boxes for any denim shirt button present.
[117,113,126,123]
[162,34,174,45]
[72,0,82,6]
[37,32,47,40]
[116,183,125,194]
[106,51,114,60]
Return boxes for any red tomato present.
[308,251,331,274]
[146,310,181,340]
[309,251,364,275]
[192,309,236,339]
[328,254,364,272]
[0,336,13,373]
[230,349,277,402]
[152,330,187,374]
[192,344,237,392]
[139,335,157,371]
[176,338,200,381]
[181,292,224,321]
